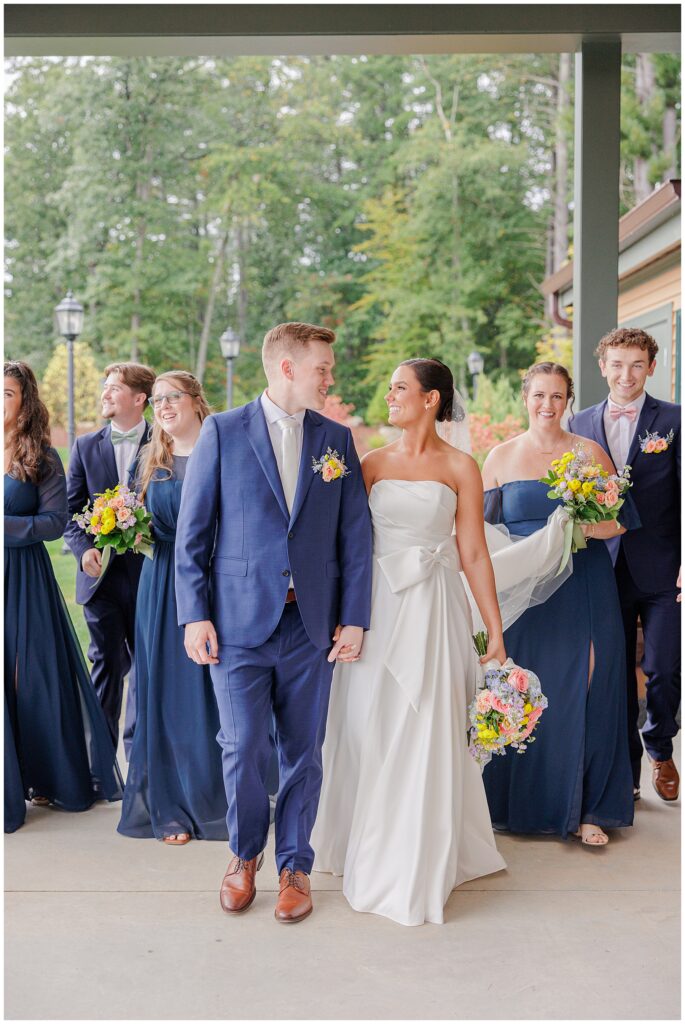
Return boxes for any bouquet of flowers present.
[468,631,548,768]
[539,443,631,573]
[73,484,154,580]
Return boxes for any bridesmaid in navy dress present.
[4,361,123,830]
[118,371,228,844]
[481,363,636,847]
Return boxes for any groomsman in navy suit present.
[176,322,372,924]
[65,361,156,750]
[569,327,681,801]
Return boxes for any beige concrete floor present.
[5,743,680,1021]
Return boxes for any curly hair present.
[4,361,55,484]
[137,370,211,499]
[594,327,659,365]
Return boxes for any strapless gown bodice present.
[369,479,459,555]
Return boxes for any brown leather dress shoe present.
[275,868,312,924]
[219,852,264,913]
[650,758,679,801]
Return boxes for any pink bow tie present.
[609,405,637,421]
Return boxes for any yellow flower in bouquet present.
[100,507,117,535]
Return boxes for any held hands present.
[81,548,103,578]
[328,624,364,664]
[184,620,220,665]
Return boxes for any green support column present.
[572,39,622,409]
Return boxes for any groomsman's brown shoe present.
[219,852,264,913]
[275,868,312,924]
[650,758,679,802]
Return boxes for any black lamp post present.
[219,327,241,411]
[54,290,84,454]
[467,350,485,403]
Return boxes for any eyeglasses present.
[148,390,189,408]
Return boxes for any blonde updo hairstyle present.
[521,362,575,412]
[137,370,210,499]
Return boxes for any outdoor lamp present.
[219,327,241,410]
[54,290,84,455]
[467,350,485,401]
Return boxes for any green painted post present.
[572,40,622,409]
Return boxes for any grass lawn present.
[46,538,90,658]
[47,446,89,658]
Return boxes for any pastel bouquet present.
[468,631,548,768]
[73,484,154,579]
[539,443,631,572]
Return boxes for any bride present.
[311,357,508,926]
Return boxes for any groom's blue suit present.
[175,397,373,872]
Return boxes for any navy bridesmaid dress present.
[482,480,635,837]
[4,451,124,830]
[118,456,229,840]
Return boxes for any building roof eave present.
[541,179,681,297]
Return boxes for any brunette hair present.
[521,362,575,406]
[4,361,56,484]
[594,326,659,365]
[399,358,455,422]
[137,371,211,499]
[103,361,156,398]
[262,321,335,373]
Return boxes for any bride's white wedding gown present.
[311,479,506,926]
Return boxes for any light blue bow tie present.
[111,428,140,445]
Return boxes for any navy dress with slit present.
[4,451,124,830]
[482,480,635,837]
[117,456,229,840]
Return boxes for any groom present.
[175,321,373,923]
[569,326,681,802]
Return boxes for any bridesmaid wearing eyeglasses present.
[117,372,229,844]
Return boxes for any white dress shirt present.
[603,390,646,470]
[110,419,147,485]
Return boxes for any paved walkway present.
[5,743,680,1020]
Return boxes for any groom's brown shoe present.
[275,868,312,923]
[650,758,679,801]
[220,852,264,913]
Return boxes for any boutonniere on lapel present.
[312,448,351,482]
[638,429,675,455]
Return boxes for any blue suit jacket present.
[569,393,680,592]
[175,399,373,651]
[64,424,151,605]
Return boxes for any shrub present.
[469,412,525,467]
[41,342,103,429]
[322,394,356,424]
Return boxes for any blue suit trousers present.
[210,602,334,873]
[616,548,681,780]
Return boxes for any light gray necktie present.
[277,417,299,514]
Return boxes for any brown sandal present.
[162,833,191,845]
[31,796,50,806]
